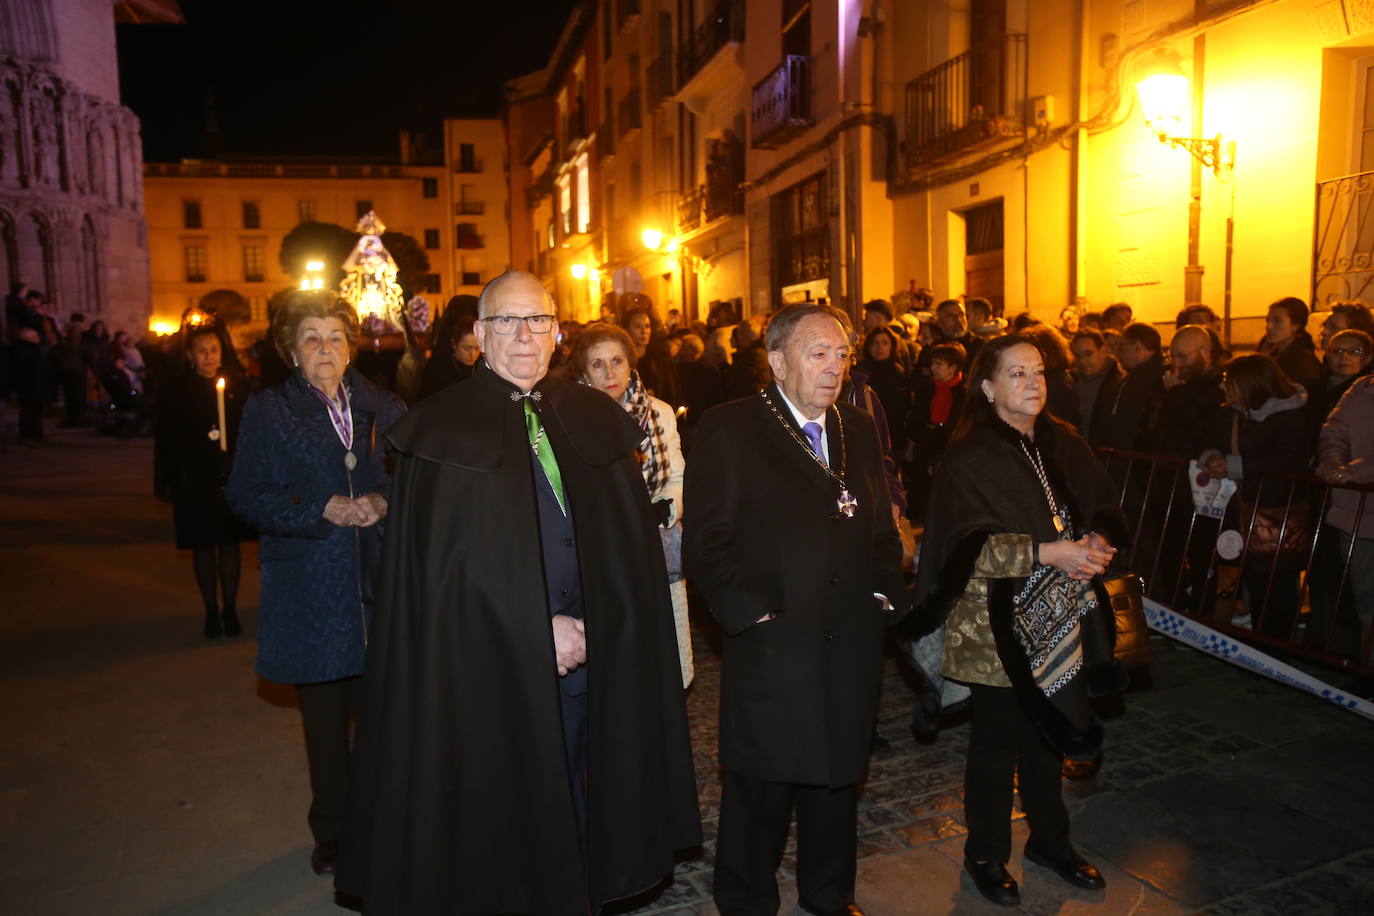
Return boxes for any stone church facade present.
[0,0,177,335]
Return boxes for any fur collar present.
[1241,387,1307,422]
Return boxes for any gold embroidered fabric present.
[941,533,1034,687]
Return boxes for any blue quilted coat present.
[226,368,405,684]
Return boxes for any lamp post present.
[1135,49,1235,177]
[1135,47,1237,343]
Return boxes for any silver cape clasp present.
[509,390,544,402]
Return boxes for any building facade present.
[142,119,508,329]
[509,0,1374,336]
[0,0,175,336]
[508,2,702,324]
[441,118,511,305]
[884,0,1374,338]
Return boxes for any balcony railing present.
[144,162,408,179]
[618,89,642,140]
[454,157,484,173]
[645,56,675,111]
[455,232,485,249]
[455,201,486,215]
[563,104,588,154]
[679,185,706,232]
[679,0,744,87]
[752,55,812,149]
[904,33,1028,170]
[679,138,745,232]
[525,168,554,209]
[1313,170,1374,307]
[595,119,615,161]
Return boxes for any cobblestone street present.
[4,430,1374,914]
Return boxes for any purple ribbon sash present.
[308,383,354,453]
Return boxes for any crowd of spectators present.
[5,276,1372,660]
[1,281,161,447]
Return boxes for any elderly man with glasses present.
[338,271,701,915]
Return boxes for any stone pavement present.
[3,427,1374,915]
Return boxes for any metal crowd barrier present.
[1095,447,1374,677]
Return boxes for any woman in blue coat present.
[226,290,404,877]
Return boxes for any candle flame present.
[216,377,226,391]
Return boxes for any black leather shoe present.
[221,609,242,637]
[964,856,1020,906]
[799,904,867,916]
[1024,838,1105,889]
[310,840,338,875]
[203,611,222,639]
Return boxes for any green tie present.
[524,399,567,515]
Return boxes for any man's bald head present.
[478,270,555,319]
[1170,324,1214,382]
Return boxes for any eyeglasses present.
[1330,347,1367,356]
[481,313,556,335]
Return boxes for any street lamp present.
[1135,48,1234,176]
[570,263,588,280]
[641,228,664,251]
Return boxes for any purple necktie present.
[802,421,826,463]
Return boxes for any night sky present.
[118,0,578,162]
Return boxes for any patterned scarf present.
[624,370,671,496]
[1012,563,1099,697]
[1009,445,1098,702]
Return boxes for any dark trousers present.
[964,685,1071,864]
[559,688,589,854]
[18,399,44,440]
[61,370,85,424]
[295,675,361,844]
[714,770,858,916]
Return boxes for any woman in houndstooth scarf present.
[572,322,692,686]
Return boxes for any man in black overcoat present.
[685,304,905,916]
[337,271,700,915]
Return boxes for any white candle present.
[215,377,228,452]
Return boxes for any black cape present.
[906,413,1130,757]
[337,363,701,914]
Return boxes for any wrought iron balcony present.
[562,104,588,153]
[904,33,1027,170]
[645,56,675,112]
[678,0,744,88]
[525,168,554,209]
[455,201,485,215]
[595,119,615,161]
[1314,169,1374,307]
[618,89,642,140]
[752,55,812,149]
[679,185,705,233]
